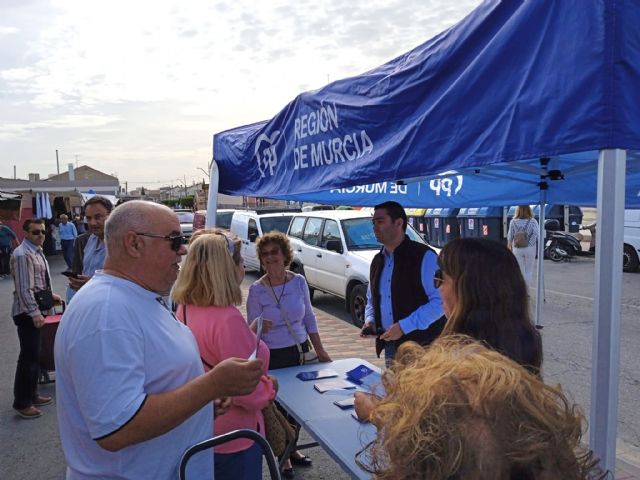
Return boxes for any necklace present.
[267,274,287,305]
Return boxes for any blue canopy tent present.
[259,152,640,208]
[209,0,640,471]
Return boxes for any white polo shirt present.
[55,271,213,479]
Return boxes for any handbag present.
[262,401,296,458]
[34,260,54,312]
[34,288,55,311]
[260,274,319,365]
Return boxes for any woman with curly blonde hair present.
[356,336,601,480]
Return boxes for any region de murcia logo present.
[254,130,280,178]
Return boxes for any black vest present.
[370,236,444,348]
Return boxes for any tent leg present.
[535,194,546,327]
[589,149,625,474]
[206,160,220,228]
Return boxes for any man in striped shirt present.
[10,218,62,419]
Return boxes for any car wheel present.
[623,244,639,272]
[290,263,314,301]
[349,284,367,328]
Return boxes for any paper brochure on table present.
[314,379,357,393]
[296,369,339,381]
[346,364,385,397]
[248,315,263,361]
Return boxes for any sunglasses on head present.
[29,229,46,235]
[135,232,185,252]
[213,232,235,257]
[433,269,444,289]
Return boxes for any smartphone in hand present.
[61,271,78,278]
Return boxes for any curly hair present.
[357,336,601,480]
[255,230,293,267]
[438,237,542,374]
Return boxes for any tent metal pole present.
[535,192,546,327]
[589,149,625,474]
[206,160,219,228]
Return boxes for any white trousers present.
[513,245,537,287]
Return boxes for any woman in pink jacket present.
[172,229,276,480]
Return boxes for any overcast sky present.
[0,0,480,189]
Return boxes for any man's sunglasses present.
[135,232,185,252]
[29,229,46,235]
[433,269,443,289]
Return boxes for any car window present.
[260,216,293,235]
[406,223,426,243]
[248,219,259,242]
[216,212,233,229]
[289,216,306,238]
[320,219,341,249]
[341,217,381,250]
[177,212,194,223]
[302,217,323,246]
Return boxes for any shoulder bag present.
[34,258,54,312]
[262,401,296,458]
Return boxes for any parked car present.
[192,209,236,232]
[174,209,194,240]
[624,209,640,272]
[229,210,296,272]
[286,210,430,327]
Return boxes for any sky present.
[0,0,481,190]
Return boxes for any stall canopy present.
[213,0,640,199]
[265,151,640,208]
[210,0,640,473]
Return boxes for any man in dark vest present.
[361,201,445,366]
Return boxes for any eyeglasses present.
[433,269,443,289]
[135,232,185,252]
[260,247,280,258]
[29,229,46,235]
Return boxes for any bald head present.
[103,201,184,294]
[105,201,174,253]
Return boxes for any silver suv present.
[287,210,428,326]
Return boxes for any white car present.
[174,209,194,240]
[624,209,640,272]
[229,210,296,272]
[286,210,430,326]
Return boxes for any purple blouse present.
[246,273,318,349]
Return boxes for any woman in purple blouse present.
[246,230,331,477]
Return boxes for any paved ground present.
[1,253,639,479]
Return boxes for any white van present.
[286,210,431,326]
[229,211,296,271]
[624,209,640,272]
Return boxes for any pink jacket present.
[177,304,276,454]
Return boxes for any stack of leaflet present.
[345,364,385,396]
